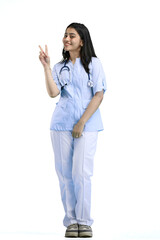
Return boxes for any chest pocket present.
[55,100,67,108]
[58,67,72,88]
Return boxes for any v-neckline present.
[69,57,80,65]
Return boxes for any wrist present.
[78,119,85,126]
[44,65,51,71]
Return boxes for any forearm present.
[79,92,103,125]
[44,66,60,98]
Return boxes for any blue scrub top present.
[50,57,107,131]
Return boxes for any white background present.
[0,0,160,239]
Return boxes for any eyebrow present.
[64,32,76,35]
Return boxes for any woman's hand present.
[72,121,85,138]
[39,45,50,68]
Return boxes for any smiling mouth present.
[65,43,71,46]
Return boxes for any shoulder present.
[90,57,104,72]
[90,57,103,68]
[52,61,64,71]
[91,57,101,63]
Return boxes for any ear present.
[80,40,83,47]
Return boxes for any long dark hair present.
[60,22,97,74]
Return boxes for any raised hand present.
[38,45,50,68]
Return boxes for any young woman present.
[39,22,107,238]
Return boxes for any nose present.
[65,35,70,41]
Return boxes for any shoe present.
[65,223,78,238]
[78,224,93,238]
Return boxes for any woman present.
[39,22,107,238]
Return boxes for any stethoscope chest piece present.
[88,79,93,87]
[87,72,93,87]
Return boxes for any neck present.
[69,51,80,61]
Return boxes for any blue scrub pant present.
[50,130,98,227]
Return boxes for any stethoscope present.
[59,59,94,87]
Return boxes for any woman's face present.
[62,27,83,53]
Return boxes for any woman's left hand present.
[72,121,85,138]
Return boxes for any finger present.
[39,51,47,59]
[40,52,46,57]
[75,134,79,138]
[77,132,82,138]
[72,132,76,138]
[39,45,44,53]
[43,51,48,57]
[39,45,48,57]
[45,45,48,55]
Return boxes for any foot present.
[65,223,78,238]
[78,224,93,238]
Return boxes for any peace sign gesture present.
[39,45,50,68]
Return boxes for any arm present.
[39,45,60,98]
[72,90,104,138]
[44,65,60,98]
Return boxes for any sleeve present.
[92,58,107,95]
[51,64,62,94]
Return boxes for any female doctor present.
[39,22,107,238]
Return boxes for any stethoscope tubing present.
[59,60,93,87]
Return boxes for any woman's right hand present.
[39,45,51,68]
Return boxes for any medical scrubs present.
[50,57,107,227]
